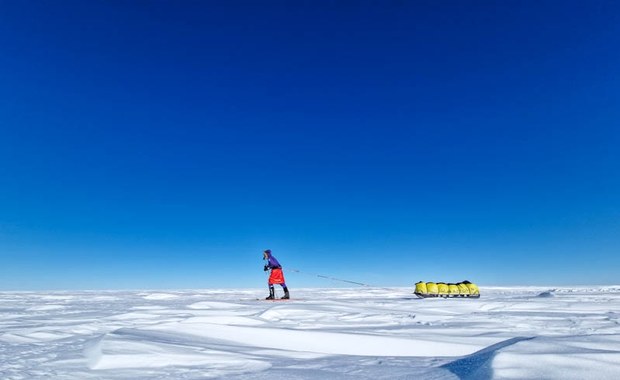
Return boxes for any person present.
[263,249,290,300]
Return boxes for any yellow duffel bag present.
[448,283,460,295]
[457,282,470,295]
[415,281,428,294]
[426,282,438,295]
[437,282,449,295]
[464,281,479,296]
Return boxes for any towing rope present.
[288,268,373,287]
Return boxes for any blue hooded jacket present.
[264,251,281,269]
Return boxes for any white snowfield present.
[1,287,620,379]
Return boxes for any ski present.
[256,298,293,302]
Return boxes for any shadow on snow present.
[441,336,534,380]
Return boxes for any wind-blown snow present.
[1,286,619,379]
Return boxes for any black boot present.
[265,287,275,300]
[281,287,290,299]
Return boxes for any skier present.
[263,249,290,300]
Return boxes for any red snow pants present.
[268,268,285,285]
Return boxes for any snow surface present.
[1,286,620,379]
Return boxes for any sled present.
[414,292,480,299]
[414,281,480,299]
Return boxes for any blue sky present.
[1,1,619,290]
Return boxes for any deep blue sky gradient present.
[1,1,619,290]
